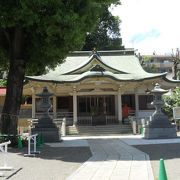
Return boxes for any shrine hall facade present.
[23,49,178,126]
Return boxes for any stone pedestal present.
[32,116,60,142]
[143,83,177,139]
[144,127,177,139]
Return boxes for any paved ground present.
[134,143,180,180]
[67,139,153,180]
[1,135,180,180]
[0,145,91,180]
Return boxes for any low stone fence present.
[129,116,150,135]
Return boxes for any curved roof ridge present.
[62,53,100,75]
[63,52,128,75]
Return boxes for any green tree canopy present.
[163,87,180,118]
[0,0,120,137]
[82,4,124,50]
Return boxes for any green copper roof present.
[26,50,167,83]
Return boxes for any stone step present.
[66,126,79,135]
[66,125,132,135]
[78,125,131,128]
[78,132,132,136]
[78,127,131,131]
[78,129,131,133]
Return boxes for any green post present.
[159,159,168,180]
[140,127,144,135]
[40,134,44,145]
[17,136,23,149]
[36,134,41,147]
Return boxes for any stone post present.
[61,117,66,136]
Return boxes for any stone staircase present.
[66,124,132,136]
[66,125,79,135]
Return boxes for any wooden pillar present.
[32,93,36,119]
[117,88,122,123]
[115,95,118,118]
[73,88,77,125]
[53,95,57,118]
[135,92,139,118]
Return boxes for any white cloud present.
[111,0,180,54]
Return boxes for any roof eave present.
[25,73,166,84]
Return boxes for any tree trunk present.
[0,27,26,144]
[172,49,179,80]
[1,58,26,134]
[172,62,177,80]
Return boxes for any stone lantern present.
[36,86,54,125]
[32,87,59,142]
[143,83,177,139]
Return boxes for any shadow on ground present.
[8,145,92,163]
[7,139,180,162]
[134,143,180,160]
[39,145,92,162]
[134,143,180,180]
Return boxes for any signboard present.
[173,107,180,120]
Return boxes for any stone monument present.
[32,87,60,142]
[143,83,177,139]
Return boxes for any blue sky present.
[111,0,180,55]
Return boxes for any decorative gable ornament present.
[90,64,105,72]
